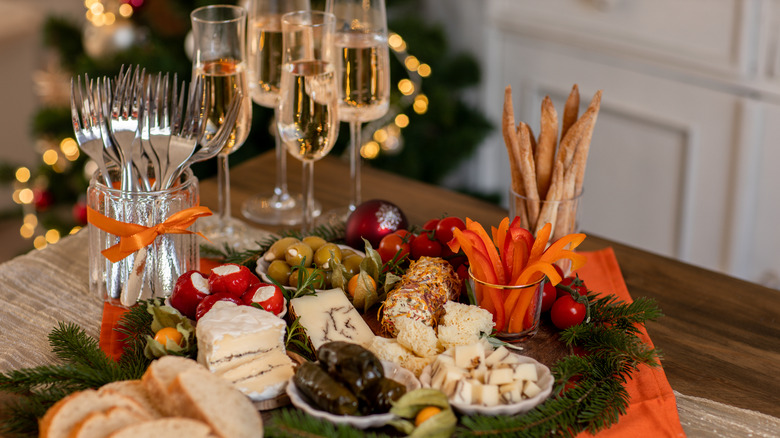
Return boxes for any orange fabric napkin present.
[98,249,685,436]
[576,248,685,437]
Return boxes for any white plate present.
[255,244,364,292]
[286,360,420,429]
[419,354,553,416]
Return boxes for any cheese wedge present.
[290,289,375,349]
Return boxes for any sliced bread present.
[106,418,217,438]
[67,406,149,438]
[169,367,264,438]
[141,355,201,416]
[39,389,153,438]
[99,380,161,418]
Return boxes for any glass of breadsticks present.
[503,84,602,245]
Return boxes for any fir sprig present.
[266,408,392,438]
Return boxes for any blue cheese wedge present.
[290,289,375,349]
[196,301,294,401]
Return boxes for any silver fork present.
[147,73,172,190]
[110,66,143,191]
[71,76,112,186]
[161,76,207,189]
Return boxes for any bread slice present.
[141,356,202,416]
[68,406,149,438]
[99,380,161,418]
[38,389,153,438]
[107,418,217,438]
[169,367,264,438]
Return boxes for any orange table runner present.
[98,248,685,436]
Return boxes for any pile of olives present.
[262,236,364,289]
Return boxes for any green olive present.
[314,243,342,269]
[341,248,358,258]
[288,267,325,289]
[341,255,363,277]
[302,236,328,252]
[267,260,292,286]
[263,236,300,261]
[285,242,314,267]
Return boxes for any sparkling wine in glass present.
[321,0,390,224]
[190,5,253,247]
[277,10,339,234]
[241,0,319,226]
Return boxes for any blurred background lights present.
[417,63,431,77]
[15,167,30,183]
[18,188,34,205]
[33,236,47,250]
[404,56,420,71]
[361,141,380,159]
[394,114,409,128]
[45,229,61,244]
[398,79,414,95]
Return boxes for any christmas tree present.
[12,0,491,251]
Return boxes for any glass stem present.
[272,106,289,200]
[302,160,314,234]
[217,152,231,223]
[349,120,361,211]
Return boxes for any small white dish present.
[419,354,553,416]
[286,360,420,429]
[255,244,364,292]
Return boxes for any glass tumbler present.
[470,271,545,342]
[88,168,200,307]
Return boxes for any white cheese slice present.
[452,379,474,404]
[484,346,511,368]
[486,368,514,386]
[290,289,375,349]
[454,343,485,369]
[216,349,295,400]
[480,384,500,406]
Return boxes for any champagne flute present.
[277,10,339,233]
[241,0,319,226]
[190,5,253,247]
[320,0,390,224]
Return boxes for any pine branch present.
[266,408,392,438]
[48,322,119,375]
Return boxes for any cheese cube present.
[484,346,511,368]
[512,363,538,382]
[523,380,542,399]
[468,379,484,404]
[454,343,485,369]
[480,384,500,406]
[499,381,523,404]
[470,364,488,383]
[452,379,474,405]
[486,368,514,386]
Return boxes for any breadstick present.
[556,106,595,170]
[555,163,578,241]
[502,86,523,196]
[516,122,540,227]
[572,90,602,197]
[535,96,558,199]
[561,84,579,141]
[537,164,563,236]
[518,122,537,156]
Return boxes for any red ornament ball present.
[33,189,54,211]
[345,199,408,249]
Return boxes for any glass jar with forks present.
[74,66,241,307]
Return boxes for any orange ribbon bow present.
[87,205,212,262]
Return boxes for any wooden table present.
[200,151,780,418]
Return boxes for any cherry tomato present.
[553,264,565,280]
[550,295,586,329]
[422,218,439,231]
[556,275,587,298]
[541,280,557,313]
[410,233,442,259]
[434,216,466,246]
[377,232,411,264]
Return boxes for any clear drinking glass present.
[277,10,339,233]
[88,167,200,307]
[241,0,321,226]
[319,0,390,224]
[190,5,253,247]
[470,271,545,342]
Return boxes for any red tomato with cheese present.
[208,263,256,296]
